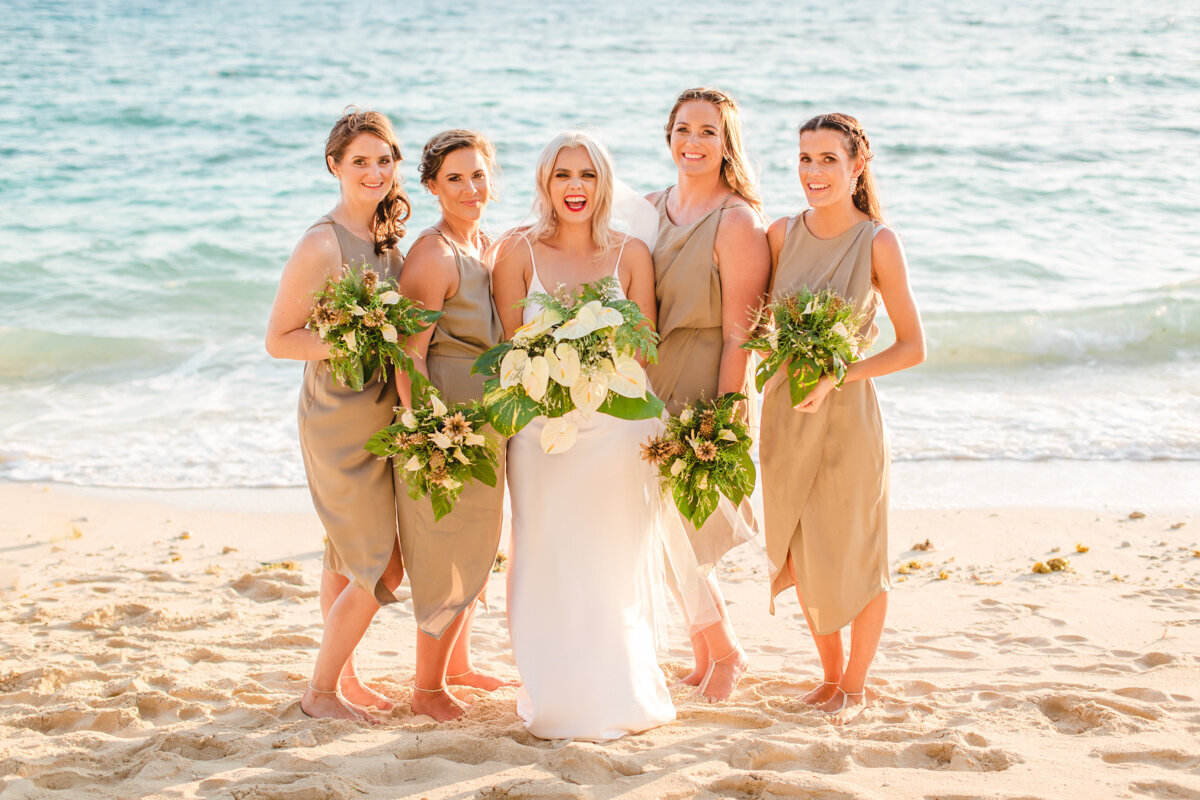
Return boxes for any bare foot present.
[300,688,378,724]
[698,647,748,703]
[339,677,395,711]
[819,689,868,726]
[447,669,519,692]
[801,680,842,706]
[673,664,707,688]
[411,688,467,722]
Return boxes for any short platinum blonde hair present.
[527,131,619,252]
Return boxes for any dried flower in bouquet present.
[472,277,664,454]
[741,287,867,405]
[365,393,498,521]
[641,392,756,528]
[309,262,443,392]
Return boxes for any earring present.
[851,175,859,193]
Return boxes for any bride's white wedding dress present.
[505,239,675,742]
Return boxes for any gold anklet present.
[445,670,473,679]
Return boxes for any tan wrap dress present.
[298,216,404,605]
[762,213,890,636]
[396,229,508,638]
[645,189,755,569]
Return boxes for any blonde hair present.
[527,131,619,252]
[665,87,764,217]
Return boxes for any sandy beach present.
[1,467,1198,800]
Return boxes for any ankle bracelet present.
[308,683,338,695]
[445,670,473,679]
[412,684,446,694]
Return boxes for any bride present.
[490,131,677,741]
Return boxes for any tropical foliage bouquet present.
[365,393,498,521]
[742,287,867,405]
[472,278,663,454]
[641,393,756,528]
[309,263,443,391]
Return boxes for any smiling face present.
[327,133,395,206]
[798,128,863,208]
[548,145,598,223]
[428,146,490,224]
[669,100,724,177]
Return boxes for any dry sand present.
[1,477,1198,800]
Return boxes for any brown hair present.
[418,128,498,189]
[664,87,764,217]
[798,113,883,222]
[324,108,411,254]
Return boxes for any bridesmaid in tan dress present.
[395,129,512,721]
[265,109,412,723]
[762,113,924,724]
[645,88,770,702]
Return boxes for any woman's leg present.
[412,610,470,722]
[329,541,404,710]
[445,596,520,691]
[788,553,845,706]
[818,591,887,723]
[693,575,748,702]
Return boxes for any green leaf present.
[691,489,719,529]
[786,357,820,406]
[481,378,540,436]
[469,459,498,488]
[364,428,398,458]
[600,390,665,421]
[472,341,513,377]
[430,490,453,522]
[673,481,697,521]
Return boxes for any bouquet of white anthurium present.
[741,286,867,406]
[472,278,663,454]
[365,392,498,521]
[308,262,443,392]
[641,393,756,528]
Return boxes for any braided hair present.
[798,113,883,222]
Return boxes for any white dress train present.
[505,240,675,742]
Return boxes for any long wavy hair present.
[527,131,619,252]
[664,87,764,217]
[798,113,884,222]
[324,108,411,255]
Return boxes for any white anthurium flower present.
[380,323,398,343]
[378,290,401,305]
[719,429,738,442]
[680,408,693,424]
[400,410,418,429]
[464,432,487,447]
[513,309,562,343]
[440,476,462,490]
[570,378,608,415]
[548,342,582,386]
[803,300,817,315]
[430,394,448,417]
[429,431,453,450]
[670,458,686,477]
[349,303,368,317]
[607,353,647,398]
[553,301,601,340]
[522,355,550,401]
[540,417,578,454]
[342,330,358,352]
[452,448,471,465]
[403,455,422,471]
[317,326,328,339]
[499,348,529,389]
[594,305,624,330]
[831,322,852,341]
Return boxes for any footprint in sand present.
[230,572,318,602]
[1130,779,1200,800]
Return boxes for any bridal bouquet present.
[641,393,756,528]
[472,278,663,454]
[309,263,443,391]
[365,393,498,521]
[742,287,866,405]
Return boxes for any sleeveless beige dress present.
[395,228,508,638]
[645,189,755,568]
[762,213,890,636]
[298,216,404,605]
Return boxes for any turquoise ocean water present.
[1,1,1197,488]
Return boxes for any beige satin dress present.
[395,229,508,638]
[645,188,755,569]
[762,213,890,636]
[298,216,404,605]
